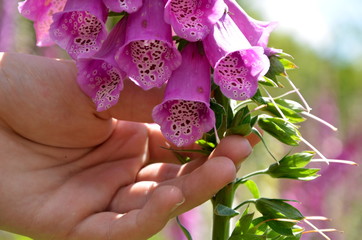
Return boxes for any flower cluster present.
[19,0,276,147]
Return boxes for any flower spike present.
[50,0,108,59]
[164,0,227,42]
[102,0,143,13]
[152,43,215,147]
[18,0,66,46]
[77,17,128,112]
[116,0,181,90]
[203,13,270,100]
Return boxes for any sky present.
[248,0,362,62]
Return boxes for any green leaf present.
[244,180,260,198]
[229,233,266,240]
[274,99,306,113]
[264,102,305,124]
[255,198,304,236]
[231,212,255,236]
[266,151,320,181]
[176,216,193,240]
[257,115,301,146]
[215,204,240,217]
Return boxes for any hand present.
[0,53,257,240]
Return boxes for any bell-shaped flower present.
[164,0,226,42]
[102,0,143,13]
[76,17,128,112]
[50,0,108,59]
[116,0,181,90]
[203,13,270,101]
[152,43,215,147]
[224,0,277,49]
[18,0,66,46]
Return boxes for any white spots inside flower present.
[118,0,128,9]
[170,0,209,41]
[84,63,122,111]
[216,51,256,100]
[162,100,208,146]
[127,40,174,88]
[54,11,103,57]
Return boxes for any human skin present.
[0,52,258,240]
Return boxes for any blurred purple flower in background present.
[0,0,17,51]
[167,208,204,240]
[102,0,143,13]
[116,0,181,90]
[152,43,215,147]
[19,0,66,47]
[50,0,108,59]
[281,93,361,239]
[203,13,270,101]
[77,17,128,112]
[164,0,226,42]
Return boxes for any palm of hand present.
[0,53,253,240]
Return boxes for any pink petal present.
[152,43,215,147]
[203,13,270,100]
[102,0,143,13]
[164,0,226,42]
[77,17,128,111]
[116,0,181,90]
[50,0,108,59]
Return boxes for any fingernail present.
[171,197,185,212]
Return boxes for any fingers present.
[69,186,184,240]
[209,135,253,168]
[110,156,236,218]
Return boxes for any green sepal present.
[266,151,320,181]
[264,102,306,123]
[257,115,301,146]
[274,99,306,113]
[210,99,226,131]
[259,76,281,88]
[226,106,252,136]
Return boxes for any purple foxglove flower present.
[18,0,66,46]
[203,13,270,101]
[77,17,128,112]
[224,0,277,49]
[50,0,108,59]
[116,0,181,90]
[102,0,143,13]
[164,0,226,42]
[152,43,215,147]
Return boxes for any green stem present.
[236,169,269,184]
[212,87,234,240]
[212,182,235,240]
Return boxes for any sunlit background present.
[1,0,361,239]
